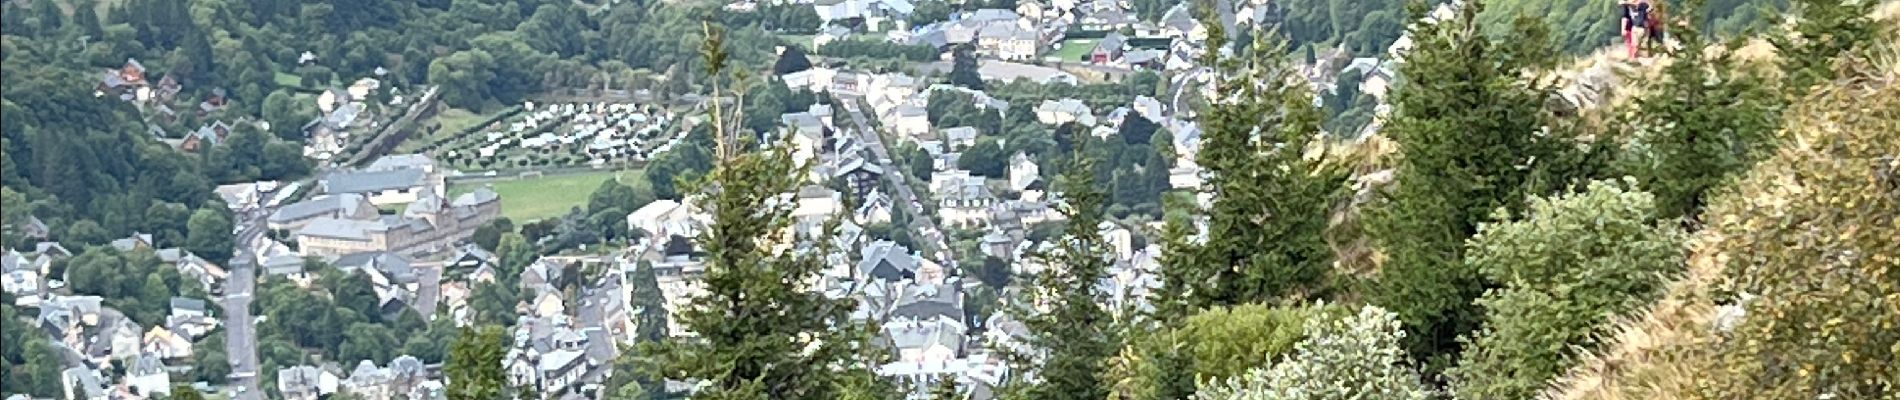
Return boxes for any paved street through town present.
[838,98,955,268]
[221,210,269,400]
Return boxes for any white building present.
[625,199,710,239]
[1035,98,1096,126]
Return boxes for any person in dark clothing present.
[1620,0,1638,58]
[1631,0,1652,57]
[1645,1,1666,48]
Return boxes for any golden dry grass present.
[1543,19,1899,397]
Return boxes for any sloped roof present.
[858,241,918,280]
[296,218,388,240]
[453,187,499,207]
[891,283,962,321]
[325,168,427,194]
[367,154,435,172]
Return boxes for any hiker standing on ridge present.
[1644,0,1667,53]
[1630,0,1653,58]
[1619,0,1640,58]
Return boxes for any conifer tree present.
[642,22,884,400]
[1620,0,1780,221]
[444,326,507,400]
[1010,133,1118,400]
[1366,0,1549,375]
[1157,0,1347,317]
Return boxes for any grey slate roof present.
[110,233,154,251]
[892,283,962,321]
[1098,32,1126,54]
[297,218,384,240]
[325,168,427,195]
[453,187,499,207]
[271,194,372,223]
[334,251,416,284]
[887,317,965,354]
[366,154,435,172]
[977,22,1037,41]
[963,8,1021,23]
[129,354,167,376]
[857,241,918,281]
[170,297,207,314]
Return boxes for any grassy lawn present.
[449,169,643,222]
[435,107,491,135]
[398,107,491,153]
[273,71,303,88]
[1048,39,1100,63]
[779,34,817,49]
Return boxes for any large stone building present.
[293,188,500,257]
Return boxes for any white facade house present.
[791,187,845,238]
[783,67,840,93]
[889,105,932,139]
[1007,152,1041,193]
[975,20,1043,61]
[815,0,917,22]
[125,356,171,397]
[626,199,710,239]
[941,127,979,150]
[1036,98,1096,126]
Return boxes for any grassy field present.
[1048,39,1100,62]
[398,107,492,153]
[273,71,303,88]
[449,169,643,222]
[779,34,817,50]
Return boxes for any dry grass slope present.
[1543,17,1900,399]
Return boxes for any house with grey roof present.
[449,244,497,272]
[935,173,996,228]
[833,156,886,199]
[321,168,440,207]
[279,365,339,400]
[1035,98,1095,126]
[366,154,438,175]
[343,360,397,400]
[270,193,377,231]
[1091,32,1127,63]
[126,354,172,397]
[19,215,50,241]
[262,253,307,276]
[891,282,963,322]
[858,241,919,282]
[169,297,208,319]
[109,233,155,252]
[975,21,1042,61]
[3,268,41,304]
[884,314,967,363]
[62,367,108,400]
[333,251,417,285]
[294,188,500,257]
[941,127,979,150]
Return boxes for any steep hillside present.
[1543,13,1899,399]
